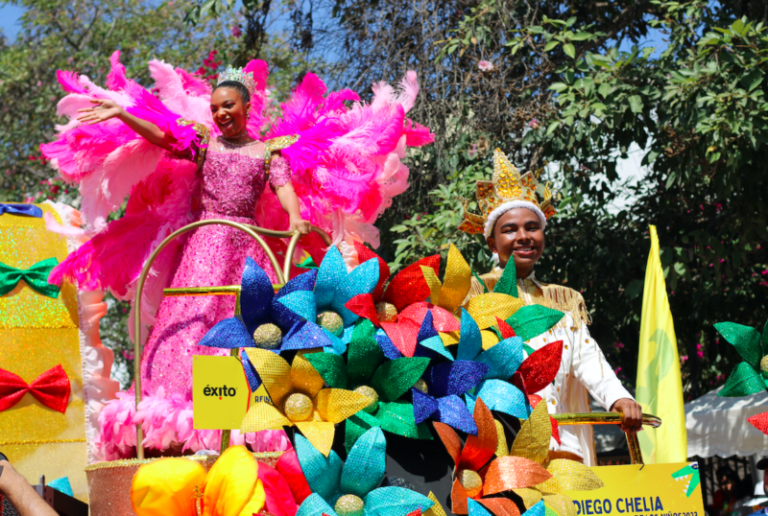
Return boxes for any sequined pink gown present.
[141,138,290,399]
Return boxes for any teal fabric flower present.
[295,427,434,516]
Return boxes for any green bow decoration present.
[0,257,60,298]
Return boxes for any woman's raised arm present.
[77,98,177,152]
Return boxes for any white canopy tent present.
[686,386,768,458]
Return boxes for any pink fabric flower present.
[478,60,494,71]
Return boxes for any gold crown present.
[458,148,556,235]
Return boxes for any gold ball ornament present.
[353,385,379,413]
[252,323,282,349]
[284,393,314,422]
[375,302,398,323]
[317,311,344,336]
[457,469,483,498]
[335,495,365,516]
[412,379,428,394]
[761,355,768,374]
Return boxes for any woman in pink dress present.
[43,55,433,458]
[75,76,310,400]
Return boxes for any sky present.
[0,4,24,41]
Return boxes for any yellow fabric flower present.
[130,445,265,516]
[241,349,372,456]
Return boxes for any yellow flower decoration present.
[241,349,372,457]
[502,403,604,516]
[130,445,265,516]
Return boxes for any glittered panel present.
[428,361,488,398]
[363,486,434,516]
[535,459,603,493]
[240,257,275,332]
[315,388,372,424]
[377,401,431,439]
[494,419,509,457]
[433,421,461,465]
[483,456,551,495]
[339,427,386,498]
[720,361,765,397]
[292,352,326,399]
[458,399,496,472]
[371,357,430,402]
[476,337,524,381]
[543,494,577,516]
[513,488,543,509]
[245,348,293,407]
[509,403,551,464]
[424,492,448,516]
[478,498,521,516]
[241,401,292,432]
[517,341,563,393]
[0,225,77,329]
[436,395,477,434]
[748,411,768,435]
[714,322,763,370]
[493,150,523,200]
[348,319,385,386]
[467,294,525,330]
[295,433,343,501]
[294,421,335,457]
[0,328,86,500]
[439,245,472,313]
[505,305,564,343]
[383,255,440,311]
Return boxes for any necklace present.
[220,129,250,145]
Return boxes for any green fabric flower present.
[305,318,432,450]
[716,318,768,397]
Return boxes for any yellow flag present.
[636,225,687,463]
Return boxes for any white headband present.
[484,201,547,238]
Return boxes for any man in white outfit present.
[460,149,643,466]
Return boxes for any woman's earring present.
[246,109,251,120]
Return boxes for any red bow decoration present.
[0,364,71,413]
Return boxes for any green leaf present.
[598,82,613,98]
[570,31,592,41]
[563,43,575,58]
[305,352,348,389]
[371,357,430,402]
[546,120,561,136]
[549,82,568,93]
[629,95,644,114]
[544,40,560,52]
[714,322,763,370]
[505,305,565,342]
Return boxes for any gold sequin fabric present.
[0,203,87,501]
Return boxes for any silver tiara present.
[217,67,256,96]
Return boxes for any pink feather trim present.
[106,50,128,91]
[56,70,87,94]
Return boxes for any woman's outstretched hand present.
[290,216,311,235]
[76,99,124,125]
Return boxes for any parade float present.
[10,51,708,516]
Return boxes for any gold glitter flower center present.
[284,392,314,422]
[334,494,365,516]
[252,323,282,349]
[760,355,768,373]
[317,311,344,336]
[353,385,379,413]
[375,302,398,323]
[457,468,483,498]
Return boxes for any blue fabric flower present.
[295,427,434,516]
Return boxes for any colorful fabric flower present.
[305,319,432,450]
[411,312,489,434]
[130,445,267,516]
[295,427,434,516]
[345,243,456,357]
[433,398,550,516]
[240,349,372,456]
[715,319,768,397]
[197,256,327,355]
[504,404,603,516]
[312,245,380,346]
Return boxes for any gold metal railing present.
[553,412,662,465]
[132,220,331,459]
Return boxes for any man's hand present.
[611,398,643,433]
